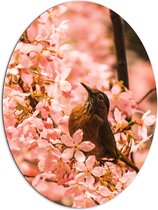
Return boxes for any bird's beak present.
[81,83,94,97]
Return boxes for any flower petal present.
[98,186,111,197]
[120,92,133,100]
[86,175,95,187]
[60,67,71,80]
[75,162,86,171]
[64,186,75,197]
[59,80,71,92]
[57,20,69,32]
[139,126,148,140]
[86,156,96,169]
[144,115,156,126]
[18,54,31,68]
[111,84,121,95]
[75,172,85,182]
[53,5,67,16]
[142,110,151,120]
[74,150,85,162]
[61,148,74,160]
[79,141,95,152]
[114,108,121,122]
[73,129,83,144]
[120,171,136,186]
[21,71,33,86]
[32,175,41,187]
[92,167,105,177]
[61,135,73,147]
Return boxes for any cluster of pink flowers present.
[3,3,156,208]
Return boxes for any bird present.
[68,83,139,173]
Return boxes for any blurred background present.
[59,1,157,167]
[60,1,156,114]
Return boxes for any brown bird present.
[68,83,139,173]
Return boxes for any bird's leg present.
[99,159,106,166]
[96,158,106,166]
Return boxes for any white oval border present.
[0,1,158,210]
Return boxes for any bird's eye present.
[98,94,104,101]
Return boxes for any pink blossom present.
[27,21,38,41]
[113,108,128,131]
[40,148,72,185]
[59,115,69,133]
[7,67,19,75]
[98,186,112,198]
[73,193,97,208]
[55,67,72,94]
[75,156,105,187]
[56,20,69,33]
[141,110,156,126]
[36,101,50,119]
[61,129,95,162]
[114,132,127,146]
[18,53,32,68]
[20,69,33,86]
[33,179,67,203]
[120,171,136,188]
[15,42,42,54]
[32,146,73,185]
[111,84,121,95]
[53,5,67,16]
[110,84,137,114]
[138,110,156,141]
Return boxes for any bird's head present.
[81,83,110,118]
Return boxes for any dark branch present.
[91,197,100,205]
[24,174,57,183]
[24,175,35,179]
[18,78,38,109]
[110,10,129,89]
[137,87,156,104]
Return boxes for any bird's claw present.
[99,159,106,166]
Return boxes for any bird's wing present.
[99,120,118,159]
[100,121,139,173]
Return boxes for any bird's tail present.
[118,152,139,173]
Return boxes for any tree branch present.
[24,175,35,179]
[110,10,129,89]
[137,87,156,104]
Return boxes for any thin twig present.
[24,175,55,183]
[91,198,100,205]
[24,175,35,179]
[110,10,129,88]
[137,87,156,104]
